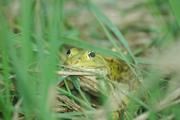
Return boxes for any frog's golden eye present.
[66,49,71,56]
[88,51,96,58]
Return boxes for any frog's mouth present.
[58,65,108,77]
[57,65,112,96]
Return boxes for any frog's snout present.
[65,57,81,66]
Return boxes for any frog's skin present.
[63,48,139,119]
[64,48,134,83]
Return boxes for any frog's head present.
[64,48,108,71]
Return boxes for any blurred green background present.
[0,0,180,120]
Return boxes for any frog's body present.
[62,48,140,119]
[65,48,135,84]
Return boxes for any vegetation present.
[0,0,180,120]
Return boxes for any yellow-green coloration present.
[64,48,138,119]
[64,48,135,83]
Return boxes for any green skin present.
[65,48,133,83]
[64,48,140,119]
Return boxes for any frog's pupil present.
[66,49,71,55]
[88,52,95,58]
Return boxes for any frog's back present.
[105,58,138,89]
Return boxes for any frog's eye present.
[66,48,79,57]
[88,51,96,58]
[66,49,71,56]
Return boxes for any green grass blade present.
[169,0,180,27]
[87,1,137,64]
[0,11,13,120]
[62,36,122,59]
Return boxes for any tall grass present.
[0,0,179,120]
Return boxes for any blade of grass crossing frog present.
[87,2,139,77]
[93,10,121,51]
[87,2,137,64]
[58,88,94,110]
[64,80,72,94]
[94,12,126,58]
[62,36,124,59]
[71,77,91,106]
[91,10,139,77]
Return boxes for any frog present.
[60,48,140,119]
[64,48,137,85]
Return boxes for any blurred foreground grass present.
[0,0,180,120]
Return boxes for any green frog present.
[60,48,140,119]
[64,48,138,88]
